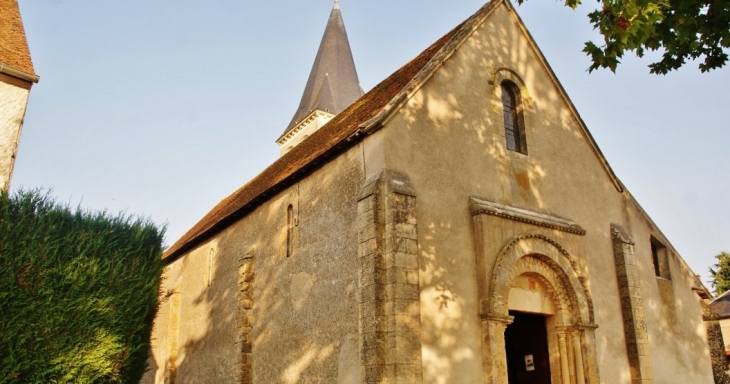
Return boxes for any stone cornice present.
[469,196,586,235]
[277,109,334,145]
[0,63,39,83]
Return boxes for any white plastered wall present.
[0,79,31,190]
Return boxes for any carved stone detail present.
[476,233,600,383]
[610,224,653,384]
[238,252,255,383]
[469,197,586,235]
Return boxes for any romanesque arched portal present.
[480,234,599,384]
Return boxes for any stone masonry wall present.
[611,224,654,384]
[357,169,423,383]
[238,252,254,383]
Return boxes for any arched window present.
[501,81,527,154]
[286,204,294,257]
[207,248,214,287]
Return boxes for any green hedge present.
[0,189,165,383]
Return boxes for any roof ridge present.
[163,2,497,261]
[354,0,501,133]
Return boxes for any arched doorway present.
[480,235,599,384]
[504,273,555,384]
[505,310,552,384]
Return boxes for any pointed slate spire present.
[283,1,363,134]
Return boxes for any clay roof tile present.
[0,0,35,75]
[163,2,499,261]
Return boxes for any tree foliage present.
[0,189,165,383]
[517,0,730,73]
[710,251,730,296]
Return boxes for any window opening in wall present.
[208,248,214,287]
[501,81,527,154]
[287,204,294,257]
[650,236,670,279]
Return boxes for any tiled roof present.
[0,0,35,75]
[709,289,730,319]
[163,2,500,261]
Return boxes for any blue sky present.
[14,0,729,286]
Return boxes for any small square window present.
[650,236,671,280]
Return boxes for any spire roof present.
[283,1,363,134]
[0,0,35,75]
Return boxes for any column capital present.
[482,312,514,325]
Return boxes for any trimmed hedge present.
[0,189,165,383]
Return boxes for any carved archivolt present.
[486,234,595,326]
[489,67,533,111]
[479,234,600,384]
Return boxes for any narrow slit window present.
[651,241,661,276]
[287,204,294,257]
[501,81,527,154]
[208,248,214,287]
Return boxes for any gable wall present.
[378,4,712,383]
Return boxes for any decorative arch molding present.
[488,67,534,156]
[479,234,600,384]
[489,67,533,110]
[486,234,595,326]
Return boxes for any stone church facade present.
[0,0,39,191]
[144,1,720,383]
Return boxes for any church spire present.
[279,1,363,147]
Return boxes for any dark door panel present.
[505,311,552,384]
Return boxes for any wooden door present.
[505,311,552,384]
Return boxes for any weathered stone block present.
[240,313,252,327]
[395,363,422,381]
[363,332,387,349]
[386,223,418,240]
[361,300,380,318]
[360,270,385,288]
[358,238,378,256]
[362,344,386,365]
[394,315,422,334]
[361,316,388,333]
[390,283,419,300]
[385,252,418,269]
[359,208,376,227]
[360,254,385,273]
[358,196,377,213]
[359,224,377,242]
[394,299,421,317]
[360,284,379,303]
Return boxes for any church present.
[144,1,723,383]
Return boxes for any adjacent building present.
[0,0,38,190]
[709,290,730,371]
